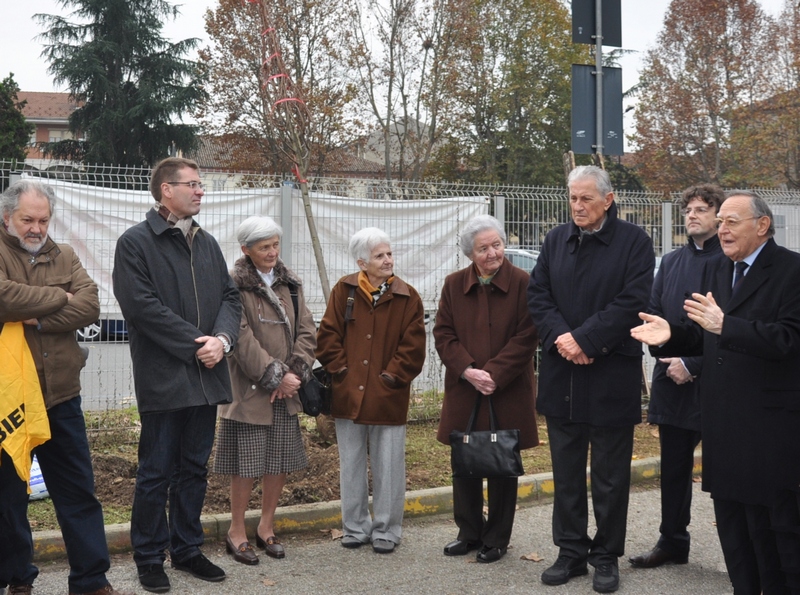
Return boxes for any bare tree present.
[199,0,358,174]
[240,0,331,299]
[344,0,468,183]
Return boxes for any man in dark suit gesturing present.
[632,191,800,594]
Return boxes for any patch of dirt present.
[89,418,661,516]
[92,428,371,514]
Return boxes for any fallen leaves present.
[520,551,544,562]
[320,528,344,540]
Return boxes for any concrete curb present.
[32,454,701,562]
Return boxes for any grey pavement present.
[28,482,732,595]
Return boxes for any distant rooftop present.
[18,91,79,122]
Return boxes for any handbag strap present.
[290,286,355,333]
[291,284,355,337]
[343,286,355,333]
[464,393,498,435]
[289,284,299,338]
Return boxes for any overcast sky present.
[0,0,789,133]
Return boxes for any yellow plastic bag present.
[0,322,50,489]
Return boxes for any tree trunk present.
[299,180,331,302]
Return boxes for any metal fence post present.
[661,200,673,257]
[280,181,293,268]
[495,194,506,230]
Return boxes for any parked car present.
[505,248,539,272]
[76,319,128,342]
[507,248,660,278]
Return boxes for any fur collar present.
[231,255,303,291]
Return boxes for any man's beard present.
[6,220,47,255]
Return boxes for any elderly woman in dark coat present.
[434,214,539,563]
[213,216,316,565]
[316,227,426,554]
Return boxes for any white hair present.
[236,215,283,247]
[567,165,613,197]
[460,215,506,257]
[1,179,56,218]
[349,227,391,263]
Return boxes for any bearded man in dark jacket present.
[629,184,723,570]
[113,157,240,594]
[528,166,654,593]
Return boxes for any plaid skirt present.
[213,399,308,477]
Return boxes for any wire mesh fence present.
[6,159,800,419]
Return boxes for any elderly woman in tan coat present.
[213,216,316,565]
[316,227,426,554]
[434,214,539,563]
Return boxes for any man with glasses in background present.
[629,185,723,571]
[113,157,240,593]
[632,191,800,594]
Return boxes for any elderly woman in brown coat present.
[434,214,539,563]
[213,216,316,565]
[316,227,426,554]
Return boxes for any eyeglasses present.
[166,181,205,190]
[715,216,758,229]
[681,206,711,216]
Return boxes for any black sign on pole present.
[572,0,621,47]
[571,65,623,155]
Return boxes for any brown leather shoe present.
[256,534,286,559]
[69,584,136,595]
[9,586,33,595]
[226,534,259,565]
[629,546,688,568]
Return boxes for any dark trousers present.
[714,497,788,595]
[656,424,701,556]
[130,405,217,567]
[772,488,800,594]
[452,476,518,549]
[0,397,110,593]
[546,416,635,566]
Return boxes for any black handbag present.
[291,286,352,417]
[288,286,325,417]
[449,393,524,479]
[298,369,325,417]
[298,365,332,416]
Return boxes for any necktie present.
[733,261,749,291]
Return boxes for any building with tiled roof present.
[18,91,81,161]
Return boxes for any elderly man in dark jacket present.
[629,184,722,570]
[633,191,800,595]
[528,166,654,593]
[113,157,240,594]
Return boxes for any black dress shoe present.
[593,561,620,593]
[137,564,170,593]
[476,545,507,563]
[629,546,688,568]
[443,539,482,556]
[541,555,588,585]
[256,534,286,559]
[171,553,226,582]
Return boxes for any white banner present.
[40,177,487,317]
